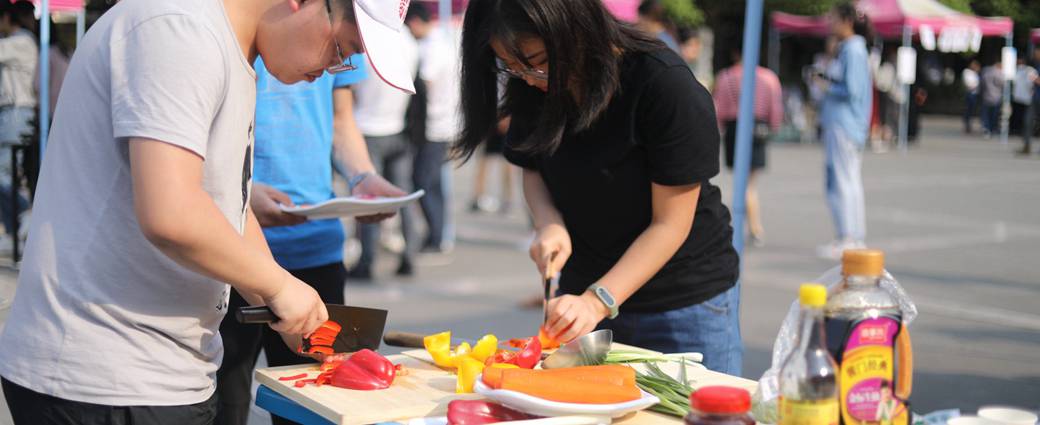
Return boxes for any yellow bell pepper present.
[423,331,454,368]
[470,334,499,363]
[450,342,472,368]
[456,356,486,393]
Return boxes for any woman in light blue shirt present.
[817,3,873,259]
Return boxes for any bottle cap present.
[799,283,827,307]
[690,386,751,415]
[842,249,885,276]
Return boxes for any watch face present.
[596,287,616,306]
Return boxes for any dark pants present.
[214,262,347,425]
[0,183,27,236]
[1023,101,1036,152]
[357,133,416,269]
[1011,102,1027,135]
[2,377,217,425]
[412,142,449,249]
[963,92,978,133]
[981,103,1000,134]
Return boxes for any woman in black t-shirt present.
[454,0,743,375]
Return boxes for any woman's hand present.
[544,291,610,343]
[530,223,571,279]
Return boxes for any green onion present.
[602,348,703,417]
[604,349,704,365]
[632,362,695,418]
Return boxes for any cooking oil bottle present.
[824,250,913,425]
[779,283,839,425]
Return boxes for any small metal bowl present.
[541,329,613,369]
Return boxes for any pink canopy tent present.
[772,0,1013,39]
[603,0,640,22]
[29,0,82,12]
[768,0,1015,151]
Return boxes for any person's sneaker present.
[474,196,500,213]
[417,244,453,266]
[395,260,414,277]
[17,209,30,242]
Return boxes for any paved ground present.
[1,116,1038,425]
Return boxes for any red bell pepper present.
[299,320,342,356]
[512,336,541,369]
[328,349,396,390]
[483,337,541,369]
[446,400,536,424]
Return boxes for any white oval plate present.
[473,376,660,418]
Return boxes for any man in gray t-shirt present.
[0,0,415,423]
[980,63,1005,136]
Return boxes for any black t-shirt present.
[504,49,739,313]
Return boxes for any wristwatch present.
[587,284,619,319]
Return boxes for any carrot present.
[500,369,642,404]
[482,366,506,389]
[498,366,635,388]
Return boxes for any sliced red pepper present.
[278,373,308,381]
[446,400,536,424]
[328,349,396,390]
[484,349,517,367]
[512,337,542,369]
[294,379,317,388]
[316,321,342,334]
[307,346,335,356]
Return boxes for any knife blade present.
[236,304,388,353]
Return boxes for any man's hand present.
[264,272,328,337]
[352,173,407,224]
[251,183,307,227]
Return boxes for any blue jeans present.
[596,283,743,376]
[824,125,866,242]
[964,92,977,133]
[0,106,33,236]
[357,133,416,268]
[412,142,448,248]
[981,103,1000,134]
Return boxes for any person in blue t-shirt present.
[214,55,406,425]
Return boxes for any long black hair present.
[454,0,662,161]
[832,2,872,40]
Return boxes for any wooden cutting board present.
[255,355,482,425]
[400,343,759,424]
[256,345,758,424]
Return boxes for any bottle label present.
[835,317,910,425]
[779,398,840,425]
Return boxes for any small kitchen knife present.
[237,304,388,353]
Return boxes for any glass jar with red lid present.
[685,386,755,425]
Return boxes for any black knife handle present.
[237,306,279,324]
[383,331,426,348]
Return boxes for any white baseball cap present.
[353,0,416,94]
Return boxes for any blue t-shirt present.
[253,55,368,270]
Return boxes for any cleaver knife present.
[237,304,388,353]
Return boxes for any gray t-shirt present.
[0,0,256,406]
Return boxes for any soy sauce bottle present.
[825,250,913,425]
[778,283,839,425]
